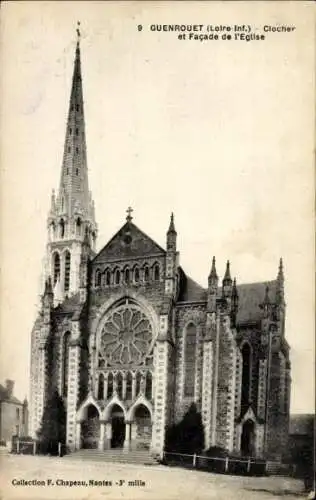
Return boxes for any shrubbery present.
[165,403,205,454]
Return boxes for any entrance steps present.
[64,448,159,466]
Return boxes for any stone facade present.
[0,380,28,443]
[29,36,291,459]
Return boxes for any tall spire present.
[44,26,97,302]
[57,22,92,222]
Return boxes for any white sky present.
[0,1,315,414]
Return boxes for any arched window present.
[136,372,142,396]
[153,264,160,281]
[117,373,123,399]
[64,251,71,293]
[107,373,113,399]
[144,266,149,282]
[241,343,251,409]
[125,268,130,284]
[105,270,111,286]
[98,374,104,400]
[145,372,152,400]
[76,218,82,237]
[134,267,140,283]
[126,372,133,400]
[59,219,65,238]
[184,323,197,397]
[53,252,60,285]
[95,269,101,287]
[115,269,120,285]
[62,332,71,398]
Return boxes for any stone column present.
[122,373,127,400]
[104,421,112,450]
[66,337,81,451]
[75,422,81,450]
[132,374,136,400]
[201,337,213,450]
[130,422,137,451]
[151,338,173,457]
[99,421,106,450]
[123,422,131,452]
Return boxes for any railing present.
[162,451,268,476]
[11,438,65,457]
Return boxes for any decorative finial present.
[76,21,81,41]
[126,206,133,222]
[278,257,284,279]
[264,284,270,303]
[168,212,176,233]
[209,256,218,280]
[223,260,232,282]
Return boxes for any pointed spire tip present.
[167,211,176,233]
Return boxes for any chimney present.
[5,379,14,399]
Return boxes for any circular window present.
[99,304,153,366]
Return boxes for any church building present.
[29,33,291,459]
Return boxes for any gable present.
[93,222,166,264]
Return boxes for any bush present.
[165,403,205,454]
[204,446,228,458]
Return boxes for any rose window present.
[99,304,153,366]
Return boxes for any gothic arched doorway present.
[110,405,125,448]
[81,405,100,449]
[134,405,152,450]
[241,419,255,456]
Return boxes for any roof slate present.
[54,292,81,314]
[236,281,276,324]
[177,268,276,325]
[93,221,166,264]
[289,414,314,435]
[0,384,23,405]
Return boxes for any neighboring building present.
[0,380,28,443]
[289,414,315,455]
[29,32,291,459]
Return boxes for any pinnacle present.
[209,256,218,280]
[223,260,232,282]
[167,212,176,233]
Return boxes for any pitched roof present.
[177,269,207,302]
[177,268,276,325]
[236,281,276,324]
[289,414,315,435]
[54,292,81,314]
[0,384,23,405]
[93,221,166,264]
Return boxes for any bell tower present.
[44,25,97,304]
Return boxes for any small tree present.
[165,403,205,454]
[37,390,66,455]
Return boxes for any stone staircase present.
[63,448,159,466]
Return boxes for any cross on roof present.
[126,206,134,222]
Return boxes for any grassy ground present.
[0,451,306,500]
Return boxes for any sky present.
[0,1,315,414]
